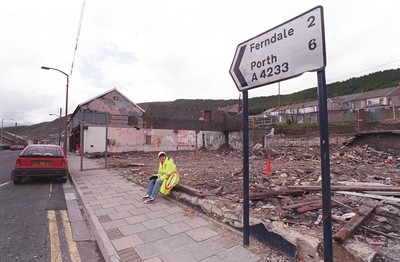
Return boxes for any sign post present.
[230,6,325,91]
[229,6,332,261]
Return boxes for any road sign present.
[230,6,326,91]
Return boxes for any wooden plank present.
[363,191,400,196]
[336,181,389,187]
[333,204,375,243]
[360,226,400,240]
[287,185,400,192]
[282,199,325,210]
[296,198,348,213]
[282,196,347,209]
[335,191,400,202]
[296,200,324,213]
[174,184,206,198]
[249,190,304,200]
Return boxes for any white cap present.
[158,151,166,157]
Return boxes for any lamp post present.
[41,66,69,155]
[49,107,62,145]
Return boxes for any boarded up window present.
[145,135,151,145]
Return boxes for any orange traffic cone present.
[265,155,272,175]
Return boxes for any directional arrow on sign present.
[229,6,326,91]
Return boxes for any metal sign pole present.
[80,121,84,171]
[317,69,333,261]
[242,90,250,246]
[105,113,109,169]
[230,5,327,254]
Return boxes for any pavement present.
[66,154,266,262]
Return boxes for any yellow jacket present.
[157,157,177,180]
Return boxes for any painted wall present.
[142,129,178,152]
[264,135,348,148]
[196,131,226,150]
[177,130,197,151]
[108,127,144,152]
[84,126,106,153]
[83,127,208,153]
[82,125,353,155]
[229,131,243,150]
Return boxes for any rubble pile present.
[103,142,400,261]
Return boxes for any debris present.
[211,186,223,195]
[361,226,400,241]
[105,143,400,260]
[334,204,375,243]
[287,185,400,192]
[314,214,323,225]
[249,190,304,200]
[332,212,356,222]
[335,191,400,202]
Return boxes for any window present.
[145,135,151,145]
[23,146,62,157]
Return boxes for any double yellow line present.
[47,210,81,262]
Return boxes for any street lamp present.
[41,66,69,155]
[49,107,62,145]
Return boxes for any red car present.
[11,144,68,184]
[10,145,18,150]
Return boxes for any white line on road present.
[0,182,10,187]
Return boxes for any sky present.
[1,0,400,127]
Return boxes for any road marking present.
[47,210,62,262]
[61,210,81,262]
[0,182,10,187]
[49,181,53,198]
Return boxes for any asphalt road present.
[0,150,104,262]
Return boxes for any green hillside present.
[138,68,400,115]
[247,68,400,115]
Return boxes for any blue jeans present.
[146,178,164,199]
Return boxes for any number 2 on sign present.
[307,15,317,51]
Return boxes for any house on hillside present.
[351,86,400,108]
[279,100,319,124]
[327,93,359,111]
[257,84,400,124]
[387,84,400,105]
